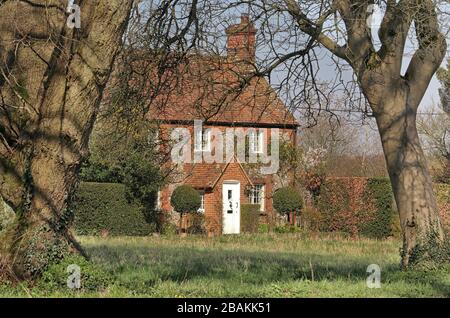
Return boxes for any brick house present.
[150,15,299,235]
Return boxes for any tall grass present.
[0,233,449,297]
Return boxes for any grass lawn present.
[1,233,449,297]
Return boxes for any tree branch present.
[283,0,348,61]
[405,0,447,110]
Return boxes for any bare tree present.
[417,108,449,183]
[437,57,450,113]
[0,0,134,279]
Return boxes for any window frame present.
[198,190,205,213]
[249,130,264,154]
[194,128,211,152]
[248,184,265,211]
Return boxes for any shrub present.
[241,204,260,233]
[273,225,299,233]
[186,212,206,234]
[72,182,154,236]
[315,177,396,238]
[122,150,164,228]
[301,206,323,232]
[170,185,201,234]
[315,178,450,239]
[360,178,395,239]
[160,222,178,236]
[273,187,303,216]
[258,223,269,233]
[170,185,201,214]
[38,255,112,292]
[79,160,123,183]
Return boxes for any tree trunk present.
[376,93,447,268]
[0,0,133,279]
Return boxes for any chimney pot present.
[225,15,257,63]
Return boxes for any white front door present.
[222,182,240,234]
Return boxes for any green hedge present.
[360,178,395,239]
[314,178,450,238]
[72,182,154,236]
[241,204,260,233]
[315,177,397,239]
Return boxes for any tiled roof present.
[184,163,225,189]
[147,55,298,127]
[183,156,253,189]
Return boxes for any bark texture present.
[374,83,446,267]
[284,0,448,267]
[0,0,133,279]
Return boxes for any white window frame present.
[194,129,211,152]
[194,128,202,152]
[198,191,205,213]
[249,130,264,154]
[249,184,265,211]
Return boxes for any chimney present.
[225,15,257,63]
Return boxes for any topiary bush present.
[273,187,303,216]
[72,182,154,236]
[170,185,201,214]
[170,185,201,234]
[241,204,260,233]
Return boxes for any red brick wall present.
[157,122,296,234]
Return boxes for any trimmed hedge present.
[314,178,449,239]
[72,182,154,236]
[315,177,397,239]
[241,204,260,233]
[360,178,396,238]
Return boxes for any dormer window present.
[249,130,264,154]
[194,128,211,152]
